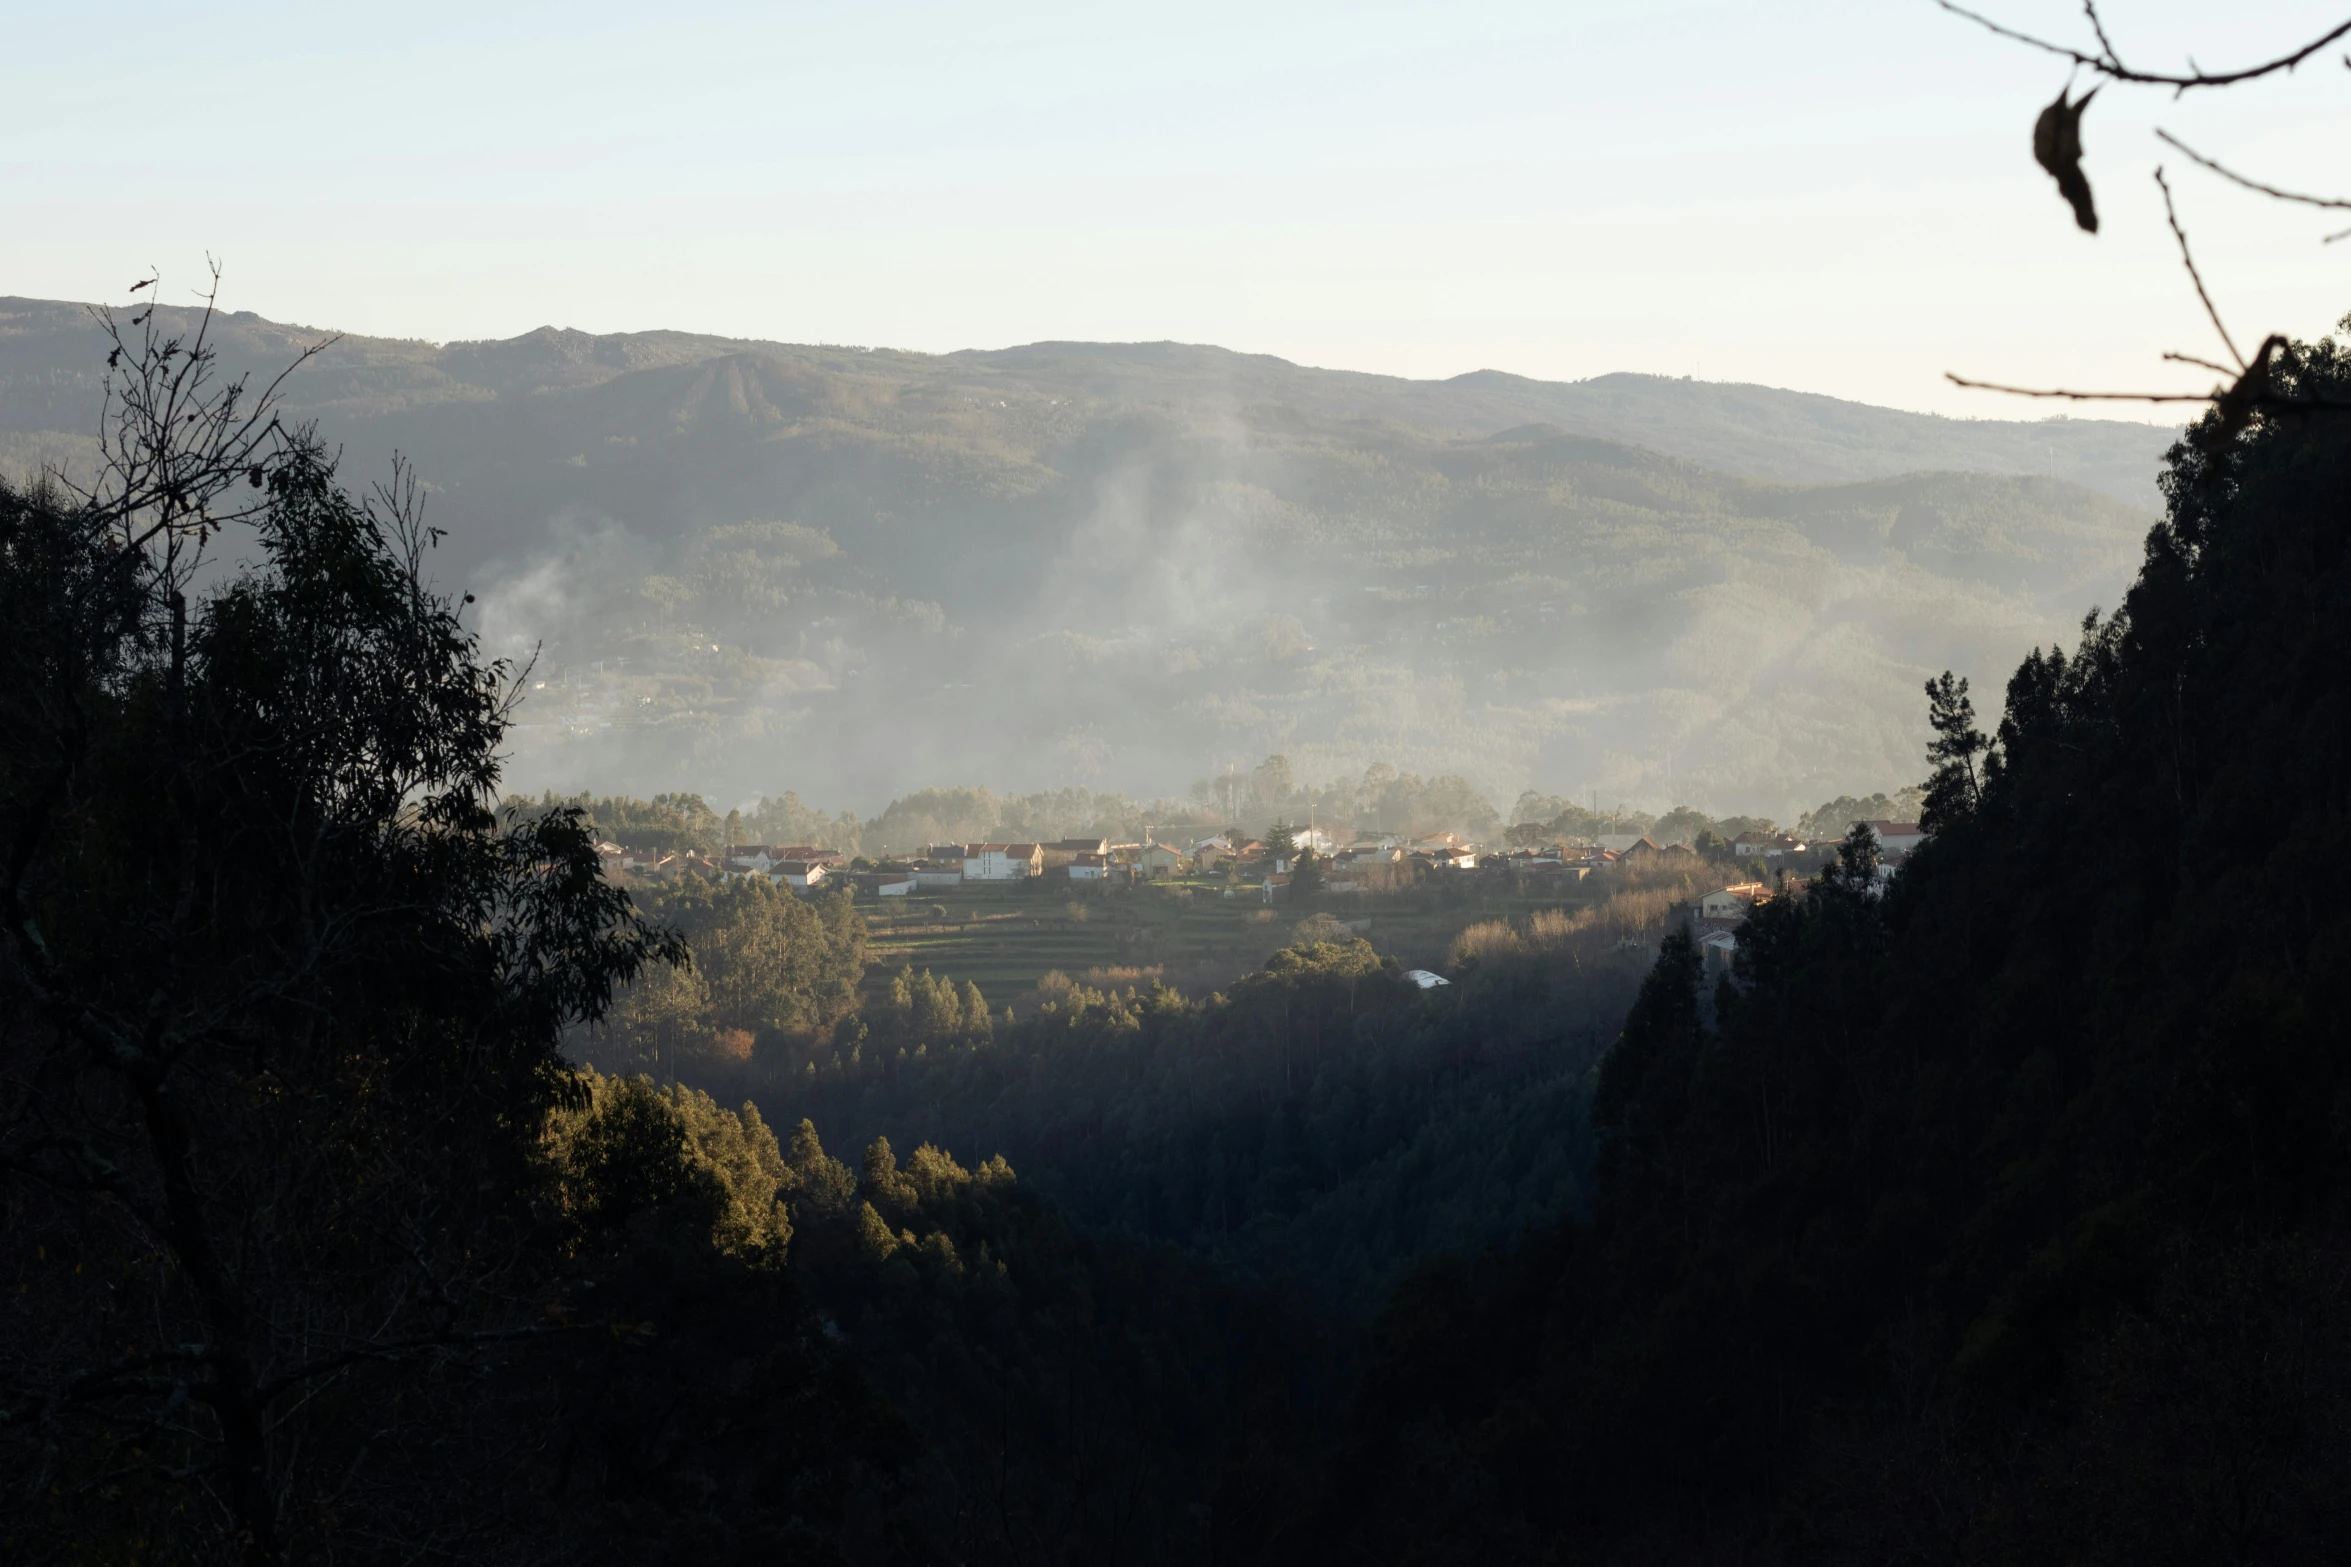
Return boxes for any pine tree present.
[1920,669,1988,832]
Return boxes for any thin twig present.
[1943,374,2219,403]
[2155,129,2351,212]
[1946,372,2351,417]
[2162,352,2240,377]
[1935,1,2351,93]
[2154,167,2243,369]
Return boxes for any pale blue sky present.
[5,0,2348,414]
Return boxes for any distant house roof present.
[1002,843,1040,857]
[1051,837,1108,852]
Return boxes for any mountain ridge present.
[1,295,2172,500]
[0,296,2176,817]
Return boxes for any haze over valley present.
[0,295,2174,823]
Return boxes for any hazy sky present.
[7,1,2348,415]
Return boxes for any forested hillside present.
[1313,337,2351,1560]
[0,296,2172,818]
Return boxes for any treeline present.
[1505,787,1926,849]
[1311,335,2351,1559]
[762,930,1647,1315]
[517,763,1919,869]
[1194,757,1505,841]
[507,784,1223,860]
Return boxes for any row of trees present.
[1504,789,1926,851]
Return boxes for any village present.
[592,817,1931,990]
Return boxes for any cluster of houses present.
[594,819,1931,919]
[595,842,849,889]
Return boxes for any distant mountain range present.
[0,296,2180,820]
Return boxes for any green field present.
[857,874,1611,1007]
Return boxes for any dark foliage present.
[1318,328,2351,1561]
[766,935,1640,1314]
[0,329,893,1562]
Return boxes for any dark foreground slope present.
[1317,339,2351,1560]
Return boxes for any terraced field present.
[858,874,1616,1009]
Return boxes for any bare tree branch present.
[62,259,338,581]
[1943,374,2221,403]
[2154,167,2243,369]
[1935,1,2351,93]
[2155,128,2351,222]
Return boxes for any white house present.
[1865,821,1928,860]
[1698,883,1768,921]
[725,843,782,873]
[964,843,1042,882]
[1067,852,1110,881]
[778,860,828,890]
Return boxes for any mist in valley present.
[0,300,2177,832]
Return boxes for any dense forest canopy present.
[1311,328,2351,1561]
